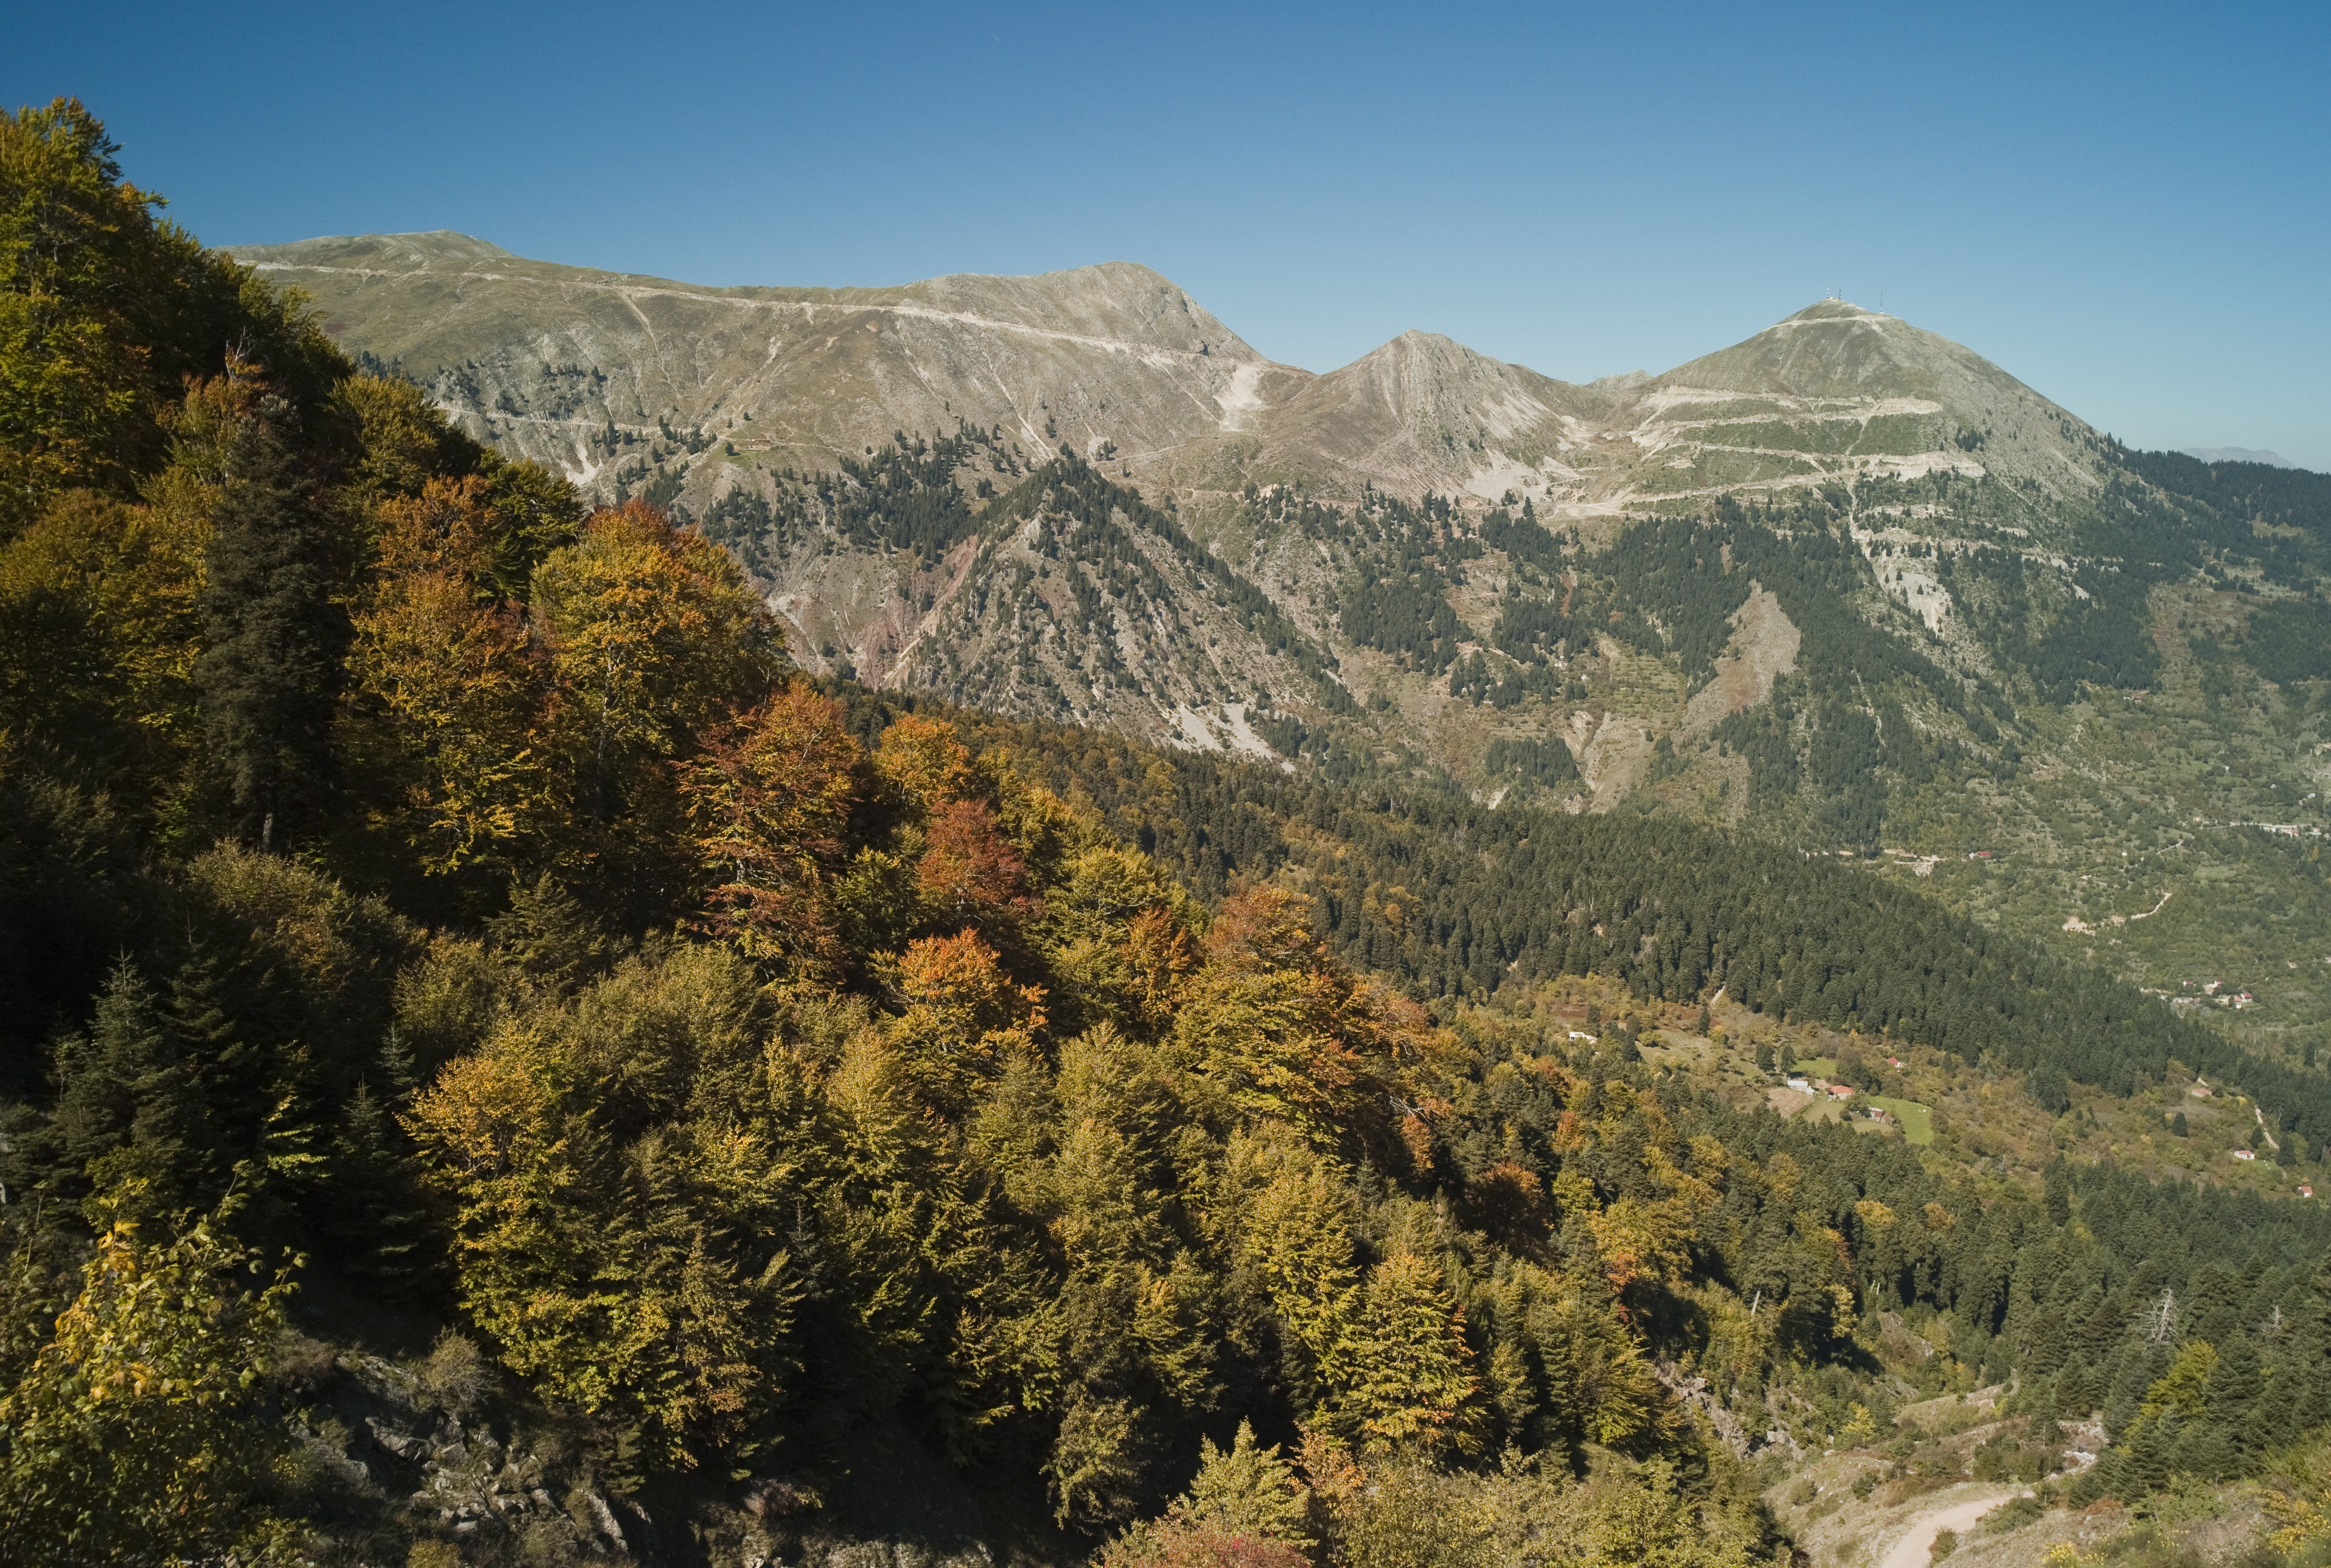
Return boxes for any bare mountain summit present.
[228,232,2150,792]
[232,231,1309,492]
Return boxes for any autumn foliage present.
[19,99,2329,1568]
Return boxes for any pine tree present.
[486,872,613,994]
[2200,1335,2266,1473]
[320,1078,438,1293]
[1179,1420,1312,1545]
[189,377,346,849]
[46,958,220,1217]
[48,961,169,1176]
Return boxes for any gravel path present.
[1877,1489,2030,1568]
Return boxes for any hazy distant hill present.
[2183,445,2295,468]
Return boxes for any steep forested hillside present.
[682,416,2331,1074]
[4,99,2330,1568]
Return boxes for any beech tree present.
[0,1188,301,1562]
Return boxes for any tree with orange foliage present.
[887,927,1049,1110]
[917,797,1036,925]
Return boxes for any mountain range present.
[236,232,2093,521]
[10,104,2331,1567]
[235,234,2331,1049]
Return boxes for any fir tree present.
[486,872,614,994]
[320,1078,438,1293]
[190,382,346,851]
[1341,1250,1479,1457]
[42,957,249,1220]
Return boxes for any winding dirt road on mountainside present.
[1877,1489,2031,1568]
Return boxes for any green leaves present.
[0,100,160,533]
[404,944,802,1476]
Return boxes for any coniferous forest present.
[2,100,2329,1568]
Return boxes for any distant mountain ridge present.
[232,233,2105,526]
[231,232,1302,500]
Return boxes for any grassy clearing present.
[1871,1095,1935,1144]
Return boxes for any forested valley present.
[2,99,2329,1568]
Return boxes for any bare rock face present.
[1658,1358,1810,1461]
[279,1347,632,1561]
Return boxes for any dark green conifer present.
[46,956,237,1220]
[2043,1160,2072,1226]
[191,389,347,851]
[48,960,173,1182]
[320,1078,439,1293]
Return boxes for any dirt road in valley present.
[1876,1489,2030,1568]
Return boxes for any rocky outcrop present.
[1657,1360,1806,1460]
[281,1343,639,1561]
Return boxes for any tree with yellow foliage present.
[345,475,552,875]
[403,945,804,1478]
[532,500,782,895]
[1341,1248,1480,1457]
[0,1184,301,1563]
[683,680,863,974]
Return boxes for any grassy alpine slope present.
[3,99,2329,1568]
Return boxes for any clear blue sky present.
[12,1,2329,467]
